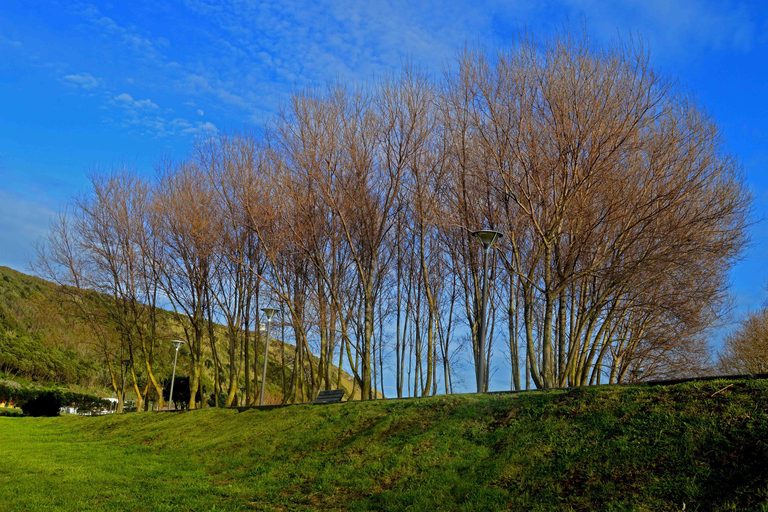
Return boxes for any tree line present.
[34,29,750,409]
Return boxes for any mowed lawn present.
[0,413,237,511]
[2,380,768,511]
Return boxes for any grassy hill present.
[1,378,767,511]
[0,265,364,404]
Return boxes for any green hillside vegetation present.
[1,378,767,511]
[0,266,363,405]
[0,266,104,389]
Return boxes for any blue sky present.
[2,0,768,359]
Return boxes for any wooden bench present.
[313,389,345,404]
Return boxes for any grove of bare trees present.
[35,29,750,407]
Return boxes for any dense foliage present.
[0,267,103,386]
[0,330,100,385]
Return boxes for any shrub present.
[21,391,63,417]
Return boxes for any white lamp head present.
[262,307,279,321]
[472,229,504,251]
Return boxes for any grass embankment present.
[1,379,768,511]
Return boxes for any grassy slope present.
[2,379,768,511]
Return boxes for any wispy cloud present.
[0,34,23,48]
[70,3,168,65]
[563,0,757,58]
[105,106,217,138]
[15,0,764,141]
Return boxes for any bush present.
[0,407,23,417]
[0,382,110,412]
[163,376,199,410]
[21,391,63,417]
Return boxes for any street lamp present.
[239,386,246,407]
[169,340,184,411]
[120,359,130,414]
[259,307,280,406]
[472,229,503,393]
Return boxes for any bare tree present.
[153,159,221,409]
[34,168,168,410]
[38,29,751,399]
[718,308,768,374]
[446,30,749,388]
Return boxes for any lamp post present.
[472,229,503,393]
[169,340,184,411]
[280,306,286,401]
[259,307,280,406]
[239,386,246,407]
[120,359,130,413]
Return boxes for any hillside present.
[1,378,767,511]
[0,266,364,403]
[0,266,104,390]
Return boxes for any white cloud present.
[113,93,159,109]
[114,92,134,103]
[134,98,159,109]
[62,73,100,89]
[107,110,218,139]
[198,121,217,134]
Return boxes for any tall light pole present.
[259,307,279,406]
[472,229,503,393]
[169,340,184,411]
[120,359,130,413]
[280,305,286,402]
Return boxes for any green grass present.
[2,379,768,511]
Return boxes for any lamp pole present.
[280,306,286,402]
[169,340,184,411]
[120,359,130,413]
[259,307,279,406]
[472,229,503,393]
